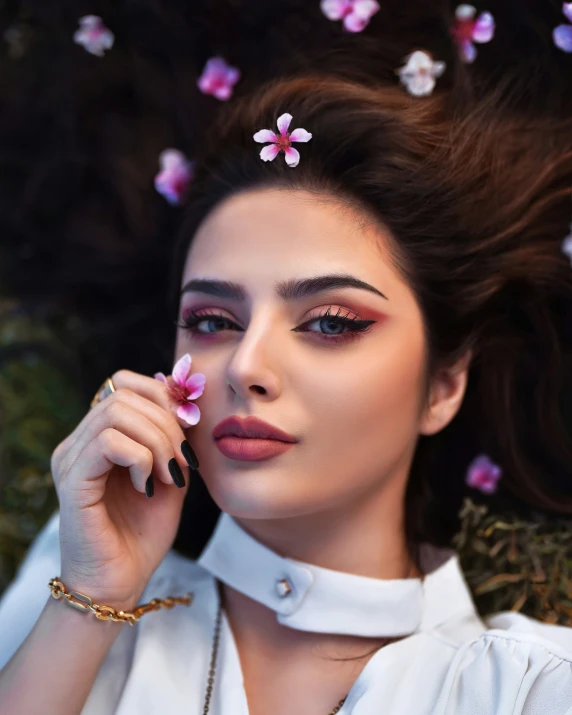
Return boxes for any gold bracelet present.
[48,577,194,626]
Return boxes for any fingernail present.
[145,475,154,498]
[181,440,200,470]
[168,458,186,488]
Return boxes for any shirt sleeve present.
[434,628,572,715]
[0,509,138,715]
[0,508,62,671]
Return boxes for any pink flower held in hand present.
[320,0,380,33]
[396,51,446,97]
[73,15,114,57]
[253,113,312,168]
[553,3,572,52]
[154,353,206,426]
[197,57,241,101]
[450,5,495,63]
[154,149,194,206]
[466,454,502,495]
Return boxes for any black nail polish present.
[168,458,186,488]
[181,440,200,470]
[145,475,154,498]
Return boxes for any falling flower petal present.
[4,23,34,59]
[321,0,352,20]
[154,353,206,426]
[73,15,114,57]
[154,149,194,206]
[343,12,369,32]
[320,0,380,33]
[554,23,572,52]
[253,112,312,167]
[472,11,495,43]
[396,50,446,97]
[564,2,572,24]
[466,454,502,495]
[197,57,241,101]
[460,38,477,63]
[451,5,495,63]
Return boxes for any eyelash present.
[175,307,376,344]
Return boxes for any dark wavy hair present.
[169,72,572,572]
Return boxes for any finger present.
[59,400,190,490]
[62,428,155,500]
[56,386,199,484]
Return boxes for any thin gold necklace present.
[201,581,348,714]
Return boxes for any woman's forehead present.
[187,188,395,273]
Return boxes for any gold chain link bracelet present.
[48,577,194,626]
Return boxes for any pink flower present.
[320,0,380,33]
[253,113,312,168]
[450,5,495,63]
[197,57,240,101]
[466,454,502,495]
[553,3,572,52]
[562,224,572,264]
[73,15,114,57]
[154,149,194,206]
[396,51,446,97]
[154,353,206,426]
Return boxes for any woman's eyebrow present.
[179,274,388,301]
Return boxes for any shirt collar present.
[197,510,480,638]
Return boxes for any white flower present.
[396,50,446,97]
[73,15,114,58]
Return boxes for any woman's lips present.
[214,436,295,461]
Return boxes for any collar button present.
[275,578,292,597]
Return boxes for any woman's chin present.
[201,468,312,520]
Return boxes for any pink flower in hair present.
[73,15,114,57]
[154,149,194,206]
[466,454,502,495]
[553,3,572,53]
[253,113,312,168]
[396,50,446,97]
[197,57,241,101]
[154,353,206,426]
[320,0,380,33]
[450,5,495,63]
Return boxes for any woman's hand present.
[50,369,200,612]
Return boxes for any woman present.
[1,73,572,714]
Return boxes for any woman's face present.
[175,188,467,521]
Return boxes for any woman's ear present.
[419,350,472,436]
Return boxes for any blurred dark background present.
[1,0,572,618]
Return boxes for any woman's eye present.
[176,309,376,344]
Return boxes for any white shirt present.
[1,508,572,714]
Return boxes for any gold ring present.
[89,377,117,409]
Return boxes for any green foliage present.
[0,302,84,595]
